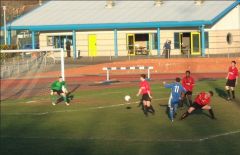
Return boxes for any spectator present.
[164,40,171,58]
[66,40,71,57]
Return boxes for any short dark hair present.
[232,61,236,64]
[176,77,181,82]
[140,74,146,79]
[59,76,62,79]
[209,91,214,96]
[186,70,191,74]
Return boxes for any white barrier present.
[102,66,154,81]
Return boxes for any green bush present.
[0,44,18,61]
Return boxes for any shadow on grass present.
[215,88,227,100]
[56,84,81,104]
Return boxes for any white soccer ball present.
[124,95,131,102]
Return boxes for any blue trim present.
[210,1,240,25]
[157,28,160,57]
[114,29,118,57]
[7,30,11,45]
[32,31,35,49]
[5,21,211,31]
[200,25,205,57]
[72,30,76,59]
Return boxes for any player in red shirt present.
[180,91,215,120]
[225,61,238,101]
[137,74,155,116]
[180,70,195,107]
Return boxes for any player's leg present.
[169,105,174,121]
[225,83,231,100]
[173,103,178,118]
[147,97,155,114]
[230,87,235,99]
[51,90,58,106]
[60,92,70,106]
[186,91,193,106]
[202,105,216,119]
[180,105,196,120]
[179,94,185,107]
[142,100,148,116]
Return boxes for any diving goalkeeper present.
[50,76,70,106]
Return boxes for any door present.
[88,34,97,56]
[191,32,201,55]
[127,34,135,55]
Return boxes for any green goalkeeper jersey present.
[51,81,66,91]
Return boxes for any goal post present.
[0,48,65,80]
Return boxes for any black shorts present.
[226,79,236,87]
[52,89,64,95]
[185,91,193,95]
[191,102,203,110]
[142,94,151,102]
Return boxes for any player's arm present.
[181,86,187,94]
[226,68,230,79]
[236,69,239,85]
[62,82,68,93]
[163,82,173,88]
[192,78,195,86]
[50,81,57,95]
[147,90,152,99]
[136,87,143,96]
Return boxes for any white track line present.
[1,130,240,142]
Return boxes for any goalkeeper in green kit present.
[50,76,70,106]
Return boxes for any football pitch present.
[1,79,240,155]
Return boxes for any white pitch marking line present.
[26,101,36,103]
[1,130,240,142]
[2,93,199,116]
[1,95,187,116]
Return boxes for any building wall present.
[207,29,240,54]
[206,4,240,54]
[38,4,240,57]
[209,4,240,30]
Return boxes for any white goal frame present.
[0,48,65,80]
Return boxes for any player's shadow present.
[192,110,215,119]
[159,104,173,120]
[56,84,81,104]
[215,88,227,99]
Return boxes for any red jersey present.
[194,92,211,106]
[140,80,150,95]
[228,66,239,80]
[182,76,195,91]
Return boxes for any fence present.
[56,46,240,65]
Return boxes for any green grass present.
[1,79,240,155]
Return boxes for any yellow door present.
[88,34,97,56]
[127,34,135,55]
[191,32,201,55]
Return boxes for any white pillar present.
[3,6,7,45]
[60,48,65,80]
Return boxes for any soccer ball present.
[124,95,131,102]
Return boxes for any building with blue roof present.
[1,0,240,58]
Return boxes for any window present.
[226,33,232,45]
[204,32,209,48]
[47,36,54,46]
[174,32,180,49]
[152,33,158,50]
[47,35,73,49]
